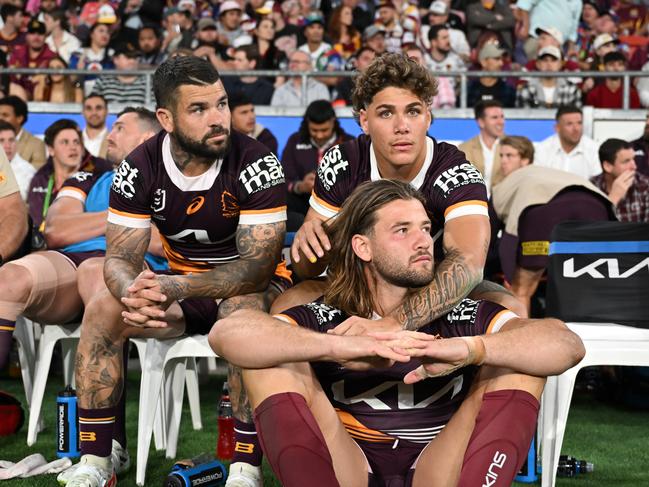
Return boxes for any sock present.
[112,341,129,449]
[254,392,340,487]
[0,319,15,370]
[79,406,117,459]
[458,389,539,487]
[232,418,263,467]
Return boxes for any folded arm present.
[44,197,108,248]
[0,192,28,261]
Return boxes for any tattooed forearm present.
[104,223,151,299]
[394,248,483,331]
[160,221,286,301]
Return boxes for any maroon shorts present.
[499,188,611,281]
[58,250,106,267]
[358,439,423,487]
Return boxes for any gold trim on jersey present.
[336,410,394,443]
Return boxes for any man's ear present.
[359,109,369,135]
[602,160,613,175]
[351,234,372,262]
[156,108,174,134]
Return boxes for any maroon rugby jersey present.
[276,299,516,445]
[107,130,287,275]
[309,135,488,244]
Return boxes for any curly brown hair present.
[351,52,438,117]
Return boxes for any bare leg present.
[76,257,108,306]
[510,267,545,317]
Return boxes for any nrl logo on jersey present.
[318,145,349,191]
[71,171,92,182]
[433,163,484,197]
[152,189,166,212]
[305,302,342,326]
[239,154,285,196]
[112,160,140,199]
[447,298,479,324]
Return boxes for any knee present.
[80,290,126,339]
[76,258,104,292]
[0,263,33,304]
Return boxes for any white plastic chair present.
[135,334,218,486]
[540,322,649,487]
[13,316,37,409]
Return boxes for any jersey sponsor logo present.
[563,257,649,279]
[332,376,463,410]
[186,196,204,215]
[239,154,285,195]
[71,171,93,182]
[296,143,313,150]
[221,190,240,218]
[304,302,342,325]
[317,145,348,191]
[447,299,479,324]
[433,163,484,196]
[166,228,232,245]
[153,189,166,212]
[112,159,140,199]
[483,451,507,487]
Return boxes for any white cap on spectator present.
[220,0,242,14]
[538,45,562,59]
[97,5,117,24]
[232,35,253,47]
[535,26,564,46]
[429,0,448,15]
[178,0,196,11]
[478,43,505,61]
[593,33,618,51]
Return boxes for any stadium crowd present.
[0,0,648,486]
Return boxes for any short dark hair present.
[228,92,253,110]
[354,45,375,60]
[44,119,82,147]
[428,24,447,42]
[0,4,21,22]
[234,44,260,66]
[352,53,438,117]
[0,120,16,134]
[555,105,582,121]
[84,93,107,106]
[0,96,28,125]
[117,106,162,133]
[298,99,341,143]
[598,138,632,166]
[474,99,503,119]
[139,24,162,39]
[153,55,221,110]
[46,8,68,31]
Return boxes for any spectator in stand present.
[137,25,166,68]
[43,8,81,64]
[0,120,35,200]
[515,0,581,63]
[632,113,649,176]
[8,18,57,100]
[375,1,403,53]
[116,0,165,48]
[69,22,114,96]
[333,46,375,106]
[466,0,516,53]
[421,1,470,63]
[363,24,386,55]
[576,1,602,69]
[254,16,286,72]
[28,119,110,234]
[521,27,581,81]
[459,100,505,192]
[161,6,195,54]
[0,4,25,54]
[516,46,582,109]
[585,51,641,109]
[229,92,278,155]
[0,150,28,266]
[328,5,361,61]
[427,24,465,108]
[91,42,149,105]
[81,94,109,159]
[589,33,619,72]
[216,0,244,47]
[468,43,515,108]
[271,50,330,107]
[270,1,301,58]
[590,138,649,223]
[298,12,332,68]
[0,96,47,169]
[535,105,601,179]
[338,0,373,35]
[281,99,354,230]
[191,17,232,72]
[32,55,83,103]
[224,45,275,105]
[402,43,428,67]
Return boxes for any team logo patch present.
[447,299,479,324]
[153,189,166,212]
[71,171,92,182]
[112,159,140,199]
[239,153,285,196]
[221,190,239,218]
[433,163,484,197]
[317,145,348,191]
[305,302,342,326]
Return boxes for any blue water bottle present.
[56,386,80,458]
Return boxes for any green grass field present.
[1,364,648,486]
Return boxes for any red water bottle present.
[216,382,234,460]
